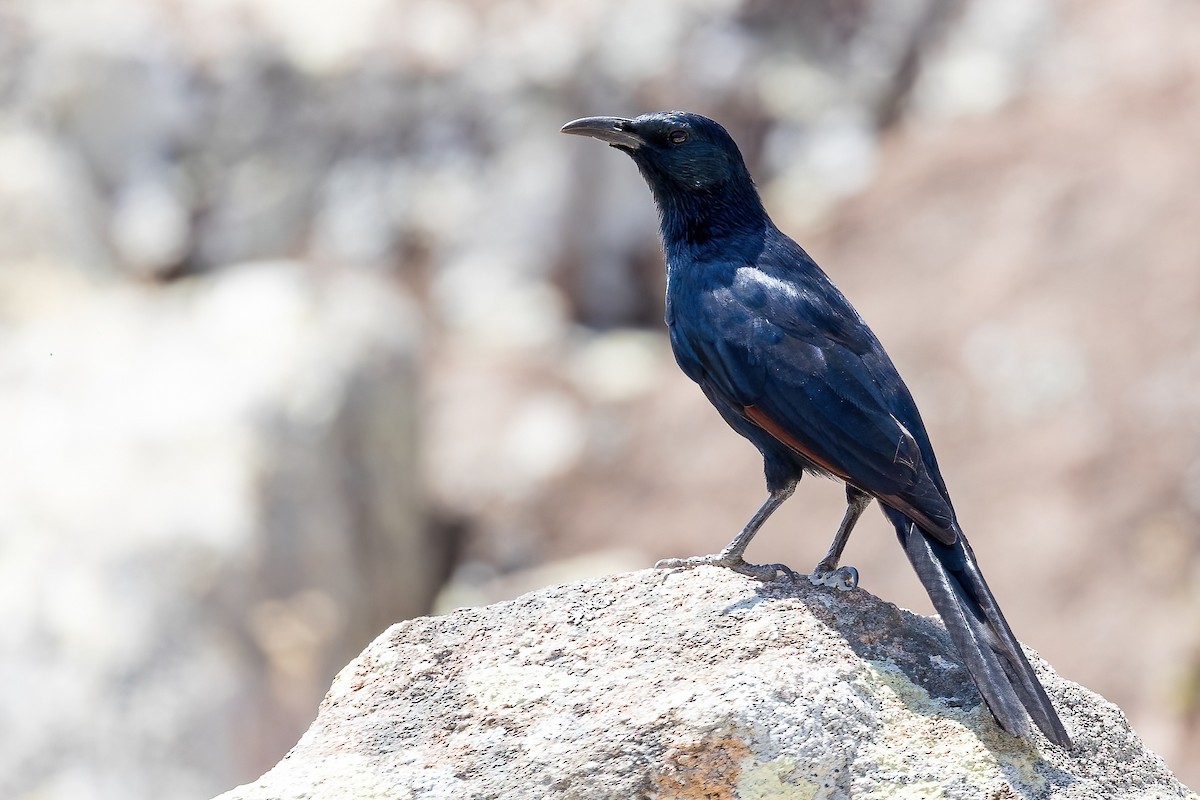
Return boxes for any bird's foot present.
[655,552,798,583]
[808,563,859,591]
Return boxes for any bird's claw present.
[808,565,859,591]
[655,553,798,583]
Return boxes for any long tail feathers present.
[886,508,1072,748]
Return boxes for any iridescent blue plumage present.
[563,110,1071,747]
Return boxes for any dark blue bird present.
[562,110,1071,748]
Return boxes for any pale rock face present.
[0,262,436,800]
[217,568,1196,800]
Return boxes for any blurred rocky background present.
[0,0,1196,797]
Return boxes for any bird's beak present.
[560,116,645,150]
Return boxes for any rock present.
[0,123,112,273]
[0,262,443,800]
[215,568,1195,800]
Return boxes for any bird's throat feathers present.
[628,149,767,249]
[647,175,769,251]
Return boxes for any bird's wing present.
[672,262,958,542]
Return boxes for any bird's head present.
[561,111,765,245]
[561,111,752,194]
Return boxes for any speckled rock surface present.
[216,567,1195,800]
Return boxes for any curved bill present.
[560,116,644,150]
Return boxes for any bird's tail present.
[883,506,1072,748]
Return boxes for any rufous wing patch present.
[742,404,957,545]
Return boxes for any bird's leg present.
[808,486,871,591]
[656,481,797,582]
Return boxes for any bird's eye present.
[667,129,689,145]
